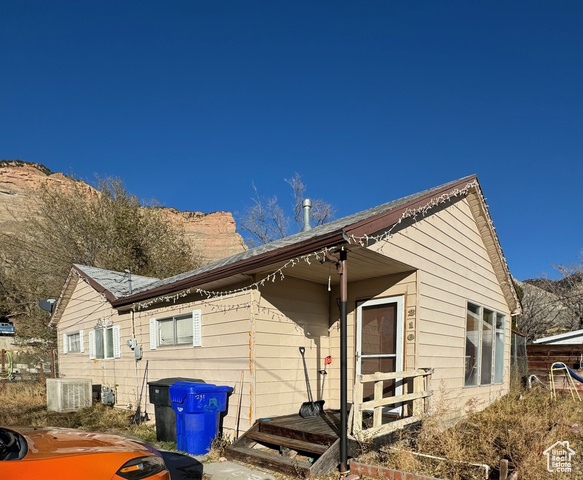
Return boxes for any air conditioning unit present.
[46,378,92,412]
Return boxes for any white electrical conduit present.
[386,446,490,479]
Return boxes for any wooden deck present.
[224,410,356,477]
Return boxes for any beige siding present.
[58,278,131,400]
[58,287,255,436]
[370,195,512,413]
[327,272,418,408]
[56,190,513,437]
[253,277,330,419]
[135,292,254,433]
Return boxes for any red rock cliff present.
[0,161,246,265]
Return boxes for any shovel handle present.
[299,347,305,355]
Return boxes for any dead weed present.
[0,381,157,443]
[360,388,583,480]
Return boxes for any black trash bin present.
[148,377,205,442]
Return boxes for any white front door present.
[356,295,404,415]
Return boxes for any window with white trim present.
[62,330,84,354]
[89,325,120,360]
[464,302,506,386]
[150,310,202,349]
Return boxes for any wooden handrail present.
[360,390,433,410]
[357,368,433,383]
[351,368,433,438]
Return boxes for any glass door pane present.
[361,303,397,356]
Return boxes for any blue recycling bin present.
[169,381,232,455]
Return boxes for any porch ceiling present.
[246,244,414,286]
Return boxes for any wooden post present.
[51,349,56,378]
[499,459,509,480]
[39,361,46,386]
[1,349,5,392]
[373,380,383,427]
[352,376,363,433]
[413,374,423,416]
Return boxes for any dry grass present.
[0,382,158,444]
[5,381,583,479]
[360,387,583,479]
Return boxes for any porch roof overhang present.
[111,174,516,311]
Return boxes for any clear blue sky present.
[2,1,582,281]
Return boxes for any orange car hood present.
[16,427,156,460]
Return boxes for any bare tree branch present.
[0,177,202,348]
[240,173,334,246]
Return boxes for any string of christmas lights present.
[132,248,335,311]
[346,180,479,247]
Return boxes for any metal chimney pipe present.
[302,199,312,232]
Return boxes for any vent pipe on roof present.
[302,199,312,232]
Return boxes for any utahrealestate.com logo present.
[544,441,575,473]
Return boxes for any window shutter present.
[62,333,68,354]
[150,318,157,350]
[192,309,202,347]
[79,330,84,353]
[113,325,121,359]
[88,330,95,360]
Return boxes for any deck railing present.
[351,368,433,439]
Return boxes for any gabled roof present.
[108,174,519,314]
[50,174,520,319]
[71,264,160,301]
[49,265,159,326]
[123,175,476,300]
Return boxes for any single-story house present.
[50,174,520,443]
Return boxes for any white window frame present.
[150,310,202,350]
[464,302,506,387]
[89,325,120,360]
[62,330,84,354]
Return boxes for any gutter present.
[112,230,347,309]
[113,175,515,312]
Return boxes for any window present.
[494,313,505,383]
[150,310,201,349]
[464,302,506,386]
[88,325,120,360]
[62,330,84,354]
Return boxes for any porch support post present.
[339,248,348,472]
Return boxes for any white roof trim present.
[533,328,583,344]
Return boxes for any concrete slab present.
[161,451,277,480]
[202,459,277,480]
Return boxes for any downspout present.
[339,248,348,472]
[126,269,140,409]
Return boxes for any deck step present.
[224,445,313,477]
[245,430,329,455]
[258,418,337,445]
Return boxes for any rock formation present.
[0,161,246,265]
